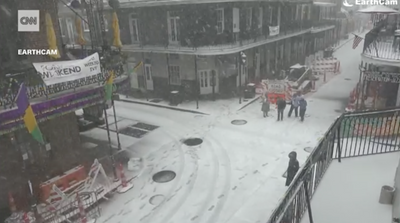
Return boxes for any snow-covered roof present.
[118,0,312,8]
[313,2,336,6]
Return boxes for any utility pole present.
[238,51,246,104]
[194,55,199,109]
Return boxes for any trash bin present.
[244,83,256,99]
[169,90,180,106]
[379,185,395,204]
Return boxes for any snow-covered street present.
[86,40,364,223]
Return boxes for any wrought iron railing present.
[267,107,400,223]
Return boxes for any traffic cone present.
[23,212,30,223]
[117,163,133,193]
[8,192,17,213]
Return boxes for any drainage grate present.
[152,170,176,183]
[183,138,203,146]
[231,120,247,125]
[119,127,148,138]
[132,123,159,131]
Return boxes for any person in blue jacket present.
[288,93,300,118]
[299,96,307,122]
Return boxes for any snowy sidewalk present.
[117,94,261,115]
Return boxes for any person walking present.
[299,96,307,122]
[261,98,270,117]
[285,151,300,186]
[276,97,286,121]
[288,93,299,118]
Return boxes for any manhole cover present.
[334,109,342,113]
[152,170,176,183]
[231,120,247,125]
[183,138,203,146]
[304,147,313,153]
[195,115,204,119]
[344,78,351,81]
[149,194,165,205]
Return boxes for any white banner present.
[33,53,101,85]
[269,26,280,36]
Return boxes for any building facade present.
[59,0,343,100]
[0,0,127,217]
[358,14,400,110]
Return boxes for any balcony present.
[267,108,400,223]
[311,19,337,33]
[120,21,312,56]
[361,22,400,66]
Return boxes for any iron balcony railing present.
[362,19,400,61]
[267,107,400,223]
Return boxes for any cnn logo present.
[18,10,40,32]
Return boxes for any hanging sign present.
[269,26,280,36]
[364,72,400,83]
[33,53,101,85]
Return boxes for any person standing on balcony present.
[288,93,300,118]
[277,97,286,121]
[299,96,307,122]
[285,151,299,186]
[261,97,270,117]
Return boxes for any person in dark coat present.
[285,151,299,186]
[288,93,299,118]
[299,96,307,122]
[276,97,286,121]
[261,98,270,117]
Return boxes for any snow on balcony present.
[301,152,399,223]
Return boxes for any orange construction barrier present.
[39,165,87,203]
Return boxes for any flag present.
[133,61,143,71]
[105,71,115,105]
[15,84,45,144]
[352,35,363,49]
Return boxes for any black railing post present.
[304,180,314,223]
[336,117,342,163]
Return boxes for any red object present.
[39,165,87,203]
[23,212,30,223]
[76,193,87,223]
[8,192,17,213]
[118,163,128,187]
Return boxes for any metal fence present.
[267,107,400,223]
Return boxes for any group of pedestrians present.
[261,93,308,121]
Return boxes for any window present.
[216,8,224,34]
[129,13,140,43]
[168,65,180,85]
[82,16,89,31]
[145,64,152,80]
[268,7,273,24]
[258,7,263,29]
[168,11,180,43]
[58,18,64,36]
[296,5,302,20]
[246,8,252,30]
